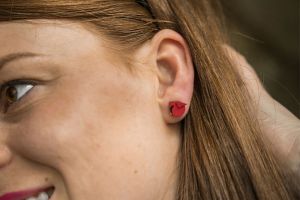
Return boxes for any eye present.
[5,84,34,102]
[0,80,36,112]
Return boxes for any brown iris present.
[5,86,18,103]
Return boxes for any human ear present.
[149,29,194,124]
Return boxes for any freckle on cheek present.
[45,177,49,182]
[134,170,138,174]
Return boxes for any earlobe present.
[150,29,194,124]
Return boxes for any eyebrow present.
[0,52,43,70]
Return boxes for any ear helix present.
[169,101,187,117]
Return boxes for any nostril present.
[0,145,12,168]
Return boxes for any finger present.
[223,45,271,101]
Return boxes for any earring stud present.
[169,101,186,117]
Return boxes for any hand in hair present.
[225,45,300,183]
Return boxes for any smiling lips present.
[0,187,54,200]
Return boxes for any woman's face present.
[0,21,182,200]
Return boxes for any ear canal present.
[169,101,187,117]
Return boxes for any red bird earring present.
[169,101,187,117]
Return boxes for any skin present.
[0,20,195,200]
[0,20,299,200]
[226,46,300,185]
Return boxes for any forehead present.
[0,20,105,58]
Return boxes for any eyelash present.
[0,79,37,113]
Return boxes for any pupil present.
[6,86,18,102]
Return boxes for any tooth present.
[37,192,49,200]
[26,197,37,200]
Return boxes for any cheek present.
[7,70,176,199]
[8,72,152,172]
[8,82,113,166]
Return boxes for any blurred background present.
[221,0,299,117]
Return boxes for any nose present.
[0,125,12,169]
[0,145,12,168]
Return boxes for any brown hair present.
[0,0,294,199]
